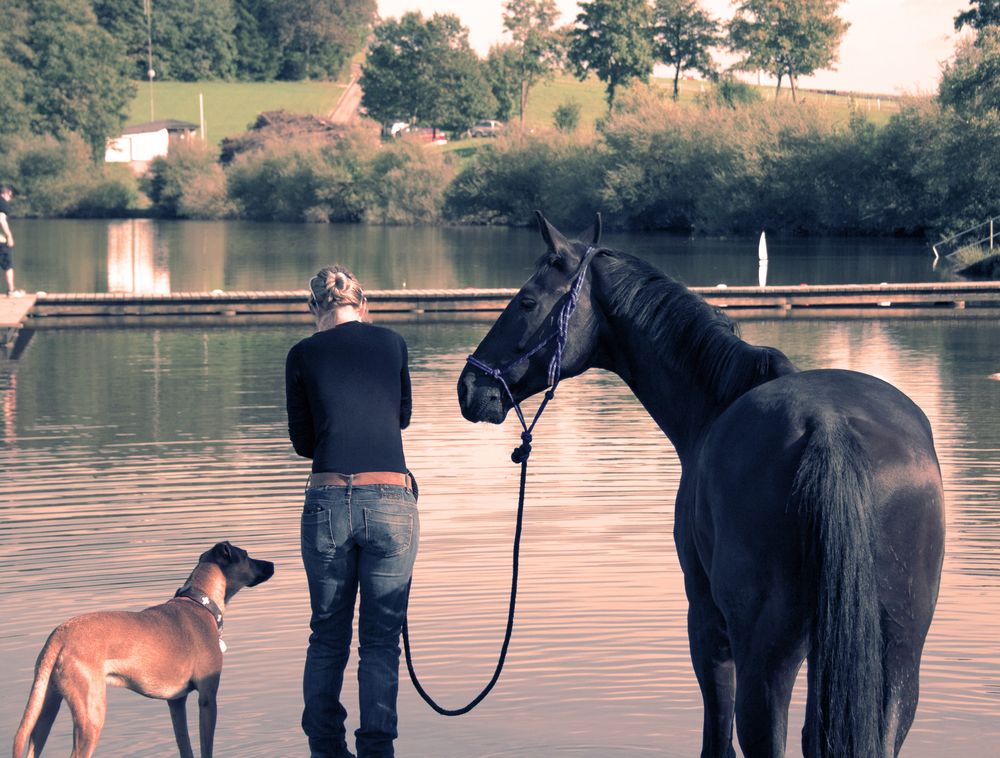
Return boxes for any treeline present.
[0,0,374,160]
[92,0,375,82]
[10,80,993,237]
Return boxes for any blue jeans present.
[300,482,419,758]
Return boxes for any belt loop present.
[346,473,354,500]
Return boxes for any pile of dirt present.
[219,110,361,164]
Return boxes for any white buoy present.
[758,231,768,287]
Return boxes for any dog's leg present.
[168,696,195,758]
[66,678,106,758]
[196,675,220,758]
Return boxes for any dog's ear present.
[212,541,233,564]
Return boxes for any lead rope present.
[401,247,598,716]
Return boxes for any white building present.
[105,119,199,174]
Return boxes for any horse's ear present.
[580,212,602,247]
[535,210,574,267]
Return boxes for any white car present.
[469,120,504,138]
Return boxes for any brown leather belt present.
[308,471,413,490]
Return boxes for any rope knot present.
[511,431,533,464]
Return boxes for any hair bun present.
[333,272,350,291]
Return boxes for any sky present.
[376,0,972,96]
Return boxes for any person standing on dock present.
[0,185,23,297]
[286,265,418,758]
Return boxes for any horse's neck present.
[601,312,720,460]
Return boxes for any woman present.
[286,266,418,758]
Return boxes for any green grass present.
[127,80,346,144]
[517,72,902,132]
[128,73,902,150]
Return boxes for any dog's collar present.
[174,585,224,632]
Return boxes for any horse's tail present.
[792,420,883,757]
[12,631,62,758]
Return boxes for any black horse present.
[457,214,945,757]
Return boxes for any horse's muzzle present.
[458,367,509,424]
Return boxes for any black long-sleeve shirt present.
[285,321,412,474]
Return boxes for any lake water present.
[1,222,998,757]
[12,218,947,294]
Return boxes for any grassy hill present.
[125,74,902,148]
[126,80,346,144]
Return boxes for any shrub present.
[705,75,762,108]
[0,133,136,217]
[177,164,235,219]
[553,100,582,132]
[226,125,381,222]
[144,141,221,218]
[363,142,454,224]
[445,129,605,228]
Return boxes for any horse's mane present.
[596,248,796,407]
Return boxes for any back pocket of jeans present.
[301,506,335,554]
[363,508,413,558]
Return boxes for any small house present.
[105,119,200,174]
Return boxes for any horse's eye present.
[520,297,537,311]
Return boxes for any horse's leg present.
[876,482,945,756]
[728,590,810,758]
[684,569,737,758]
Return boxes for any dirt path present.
[328,63,363,123]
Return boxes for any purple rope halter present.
[467,246,599,464]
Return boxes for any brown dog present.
[12,542,274,758]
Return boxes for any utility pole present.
[145,0,155,121]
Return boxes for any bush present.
[553,100,582,132]
[363,142,454,224]
[0,133,137,217]
[705,75,762,108]
[144,141,222,218]
[226,125,381,222]
[177,164,235,219]
[445,129,606,228]
[71,170,140,218]
[598,86,907,235]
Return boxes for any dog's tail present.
[12,630,62,758]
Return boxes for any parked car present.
[469,119,504,138]
[403,126,448,145]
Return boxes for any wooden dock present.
[1,293,37,346]
[19,282,1000,328]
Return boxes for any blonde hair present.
[309,265,365,313]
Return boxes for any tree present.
[727,0,849,102]
[232,0,283,81]
[652,0,720,100]
[568,0,655,109]
[275,0,376,80]
[955,1,1000,31]
[92,0,239,81]
[91,0,149,80]
[2,0,135,158]
[146,0,238,80]
[486,44,522,122]
[502,0,563,126]
[361,13,497,133]
[939,27,1000,117]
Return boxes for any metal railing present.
[933,215,1000,260]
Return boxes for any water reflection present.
[107,219,170,294]
[16,219,946,295]
[0,320,997,757]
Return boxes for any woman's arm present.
[399,339,412,430]
[285,346,315,458]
